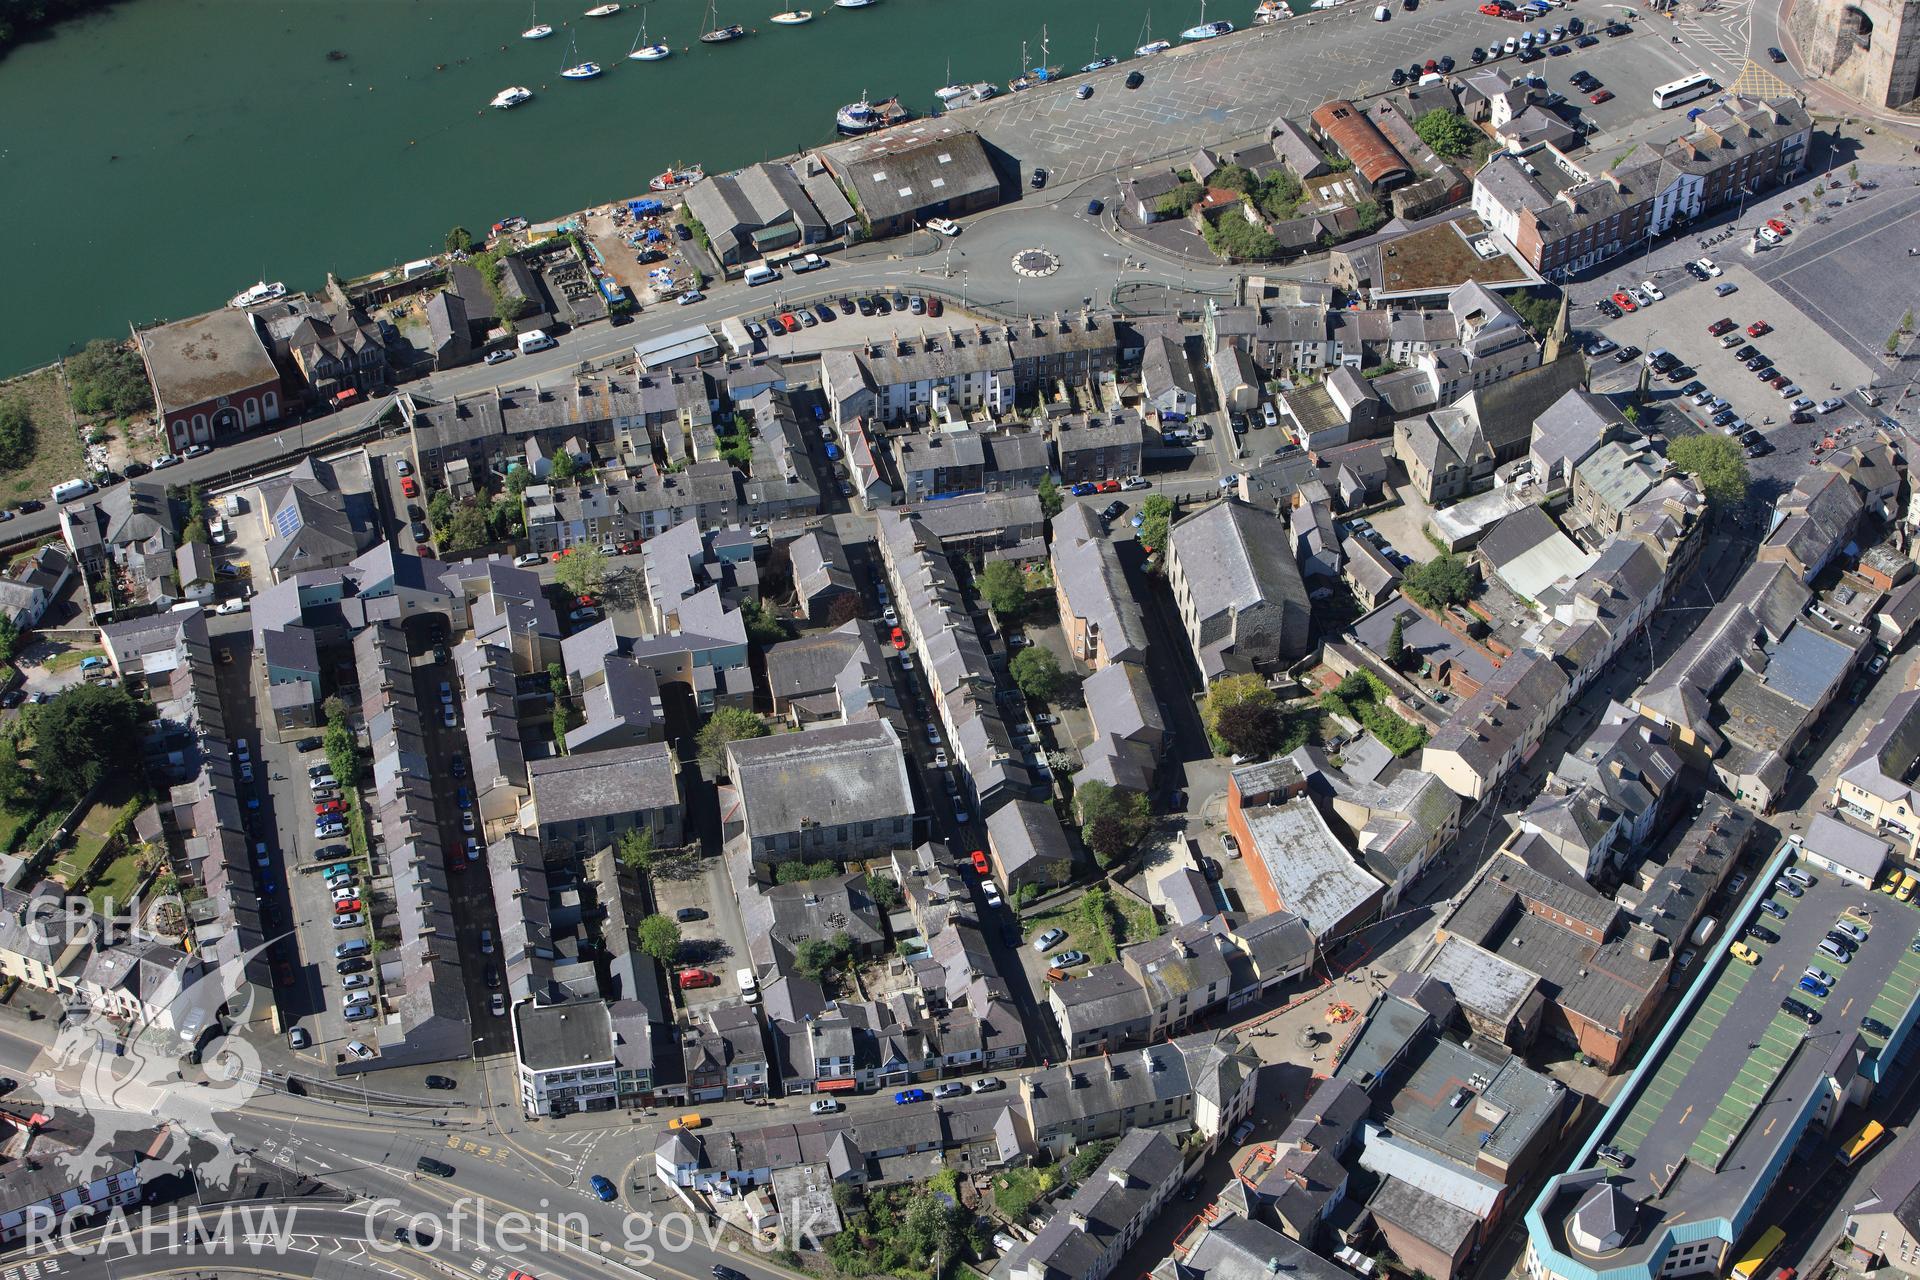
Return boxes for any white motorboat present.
[228,281,286,309]
[770,9,814,22]
[585,2,621,15]
[835,0,876,9]
[1180,18,1233,37]
[935,82,971,101]
[650,164,705,190]
[1253,0,1288,22]
[628,14,671,57]
[523,0,553,37]
[837,96,882,133]
[491,85,535,107]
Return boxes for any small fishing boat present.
[1010,25,1060,91]
[1180,18,1233,38]
[523,0,553,37]
[491,85,535,108]
[700,23,745,39]
[935,82,971,101]
[837,96,881,133]
[628,13,671,57]
[1253,0,1288,21]
[769,10,813,22]
[834,0,876,8]
[585,2,621,15]
[229,281,286,309]
[650,164,705,190]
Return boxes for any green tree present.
[978,560,1028,619]
[182,519,209,545]
[0,617,20,665]
[487,494,524,541]
[1138,494,1174,553]
[1509,287,1564,338]
[553,546,607,598]
[1210,163,1255,193]
[1904,311,1915,335]
[1402,553,1474,609]
[65,340,152,419]
[551,700,574,752]
[739,598,787,646]
[636,913,682,965]
[551,450,580,482]
[1387,616,1406,670]
[795,931,854,980]
[1076,780,1152,866]
[445,226,474,254]
[1254,170,1304,221]
[1202,673,1278,755]
[1849,163,1860,183]
[866,872,902,909]
[1204,213,1282,262]
[1010,645,1061,702]
[0,743,32,812]
[443,501,491,552]
[29,683,142,801]
[1354,201,1386,234]
[697,706,769,775]
[504,465,532,497]
[1036,475,1063,519]
[1156,181,1205,217]
[1665,432,1750,509]
[1890,332,1904,357]
[0,397,33,471]
[427,489,455,531]
[1414,108,1478,157]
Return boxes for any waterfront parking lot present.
[951,6,1701,189]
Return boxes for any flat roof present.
[1529,846,1920,1280]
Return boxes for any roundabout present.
[1010,247,1062,278]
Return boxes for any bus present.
[1652,72,1716,109]
[1731,1227,1785,1280]
[1839,1120,1887,1167]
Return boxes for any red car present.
[334,898,361,913]
[1765,218,1789,235]
[1707,318,1736,336]
[1746,320,1773,337]
[577,594,598,607]
[1095,479,1122,493]
[677,968,718,990]
[315,801,344,816]
[927,296,943,317]
[779,312,800,332]
[551,548,572,562]
[1611,291,1637,313]
[1587,89,1614,103]
[889,626,907,650]
[400,476,418,498]
[1478,2,1502,12]
[970,849,992,875]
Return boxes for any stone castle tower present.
[1789,0,1920,108]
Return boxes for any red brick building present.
[135,309,284,450]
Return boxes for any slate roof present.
[727,721,914,841]
[529,740,679,825]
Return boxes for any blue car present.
[1071,482,1098,496]
[825,443,841,460]
[895,1088,929,1105]
[590,1174,618,1201]
[1797,975,1828,997]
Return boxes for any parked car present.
[894,1088,929,1104]
[1033,928,1067,952]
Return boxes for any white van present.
[516,328,557,355]
[737,967,760,1003]
[50,478,94,504]
[743,264,781,287]
[223,493,243,517]
[1374,4,1390,16]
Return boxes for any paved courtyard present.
[1751,182,1920,369]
